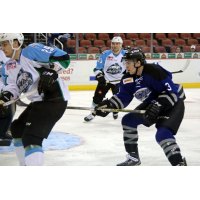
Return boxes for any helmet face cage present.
[0,33,24,50]
[122,49,146,66]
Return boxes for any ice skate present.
[84,113,96,122]
[0,132,13,146]
[113,113,118,120]
[117,152,141,166]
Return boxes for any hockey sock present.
[13,138,26,166]
[122,125,139,156]
[25,145,44,166]
[121,113,146,155]
[91,102,97,115]
[156,127,183,166]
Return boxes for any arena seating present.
[62,33,200,54]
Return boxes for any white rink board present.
[58,59,200,86]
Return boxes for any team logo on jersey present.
[107,56,114,61]
[6,60,17,70]
[106,63,122,74]
[135,76,143,85]
[16,68,33,93]
[123,78,133,84]
[134,88,151,102]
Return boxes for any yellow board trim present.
[68,83,200,91]
[68,85,97,91]
[180,83,200,88]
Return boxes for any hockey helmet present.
[111,36,123,49]
[122,48,146,67]
[0,33,24,50]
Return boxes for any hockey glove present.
[145,103,163,120]
[95,73,106,87]
[38,69,58,95]
[95,99,114,117]
[0,91,13,115]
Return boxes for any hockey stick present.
[107,79,121,83]
[66,106,145,114]
[2,89,38,107]
[16,99,29,107]
[171,59,190,74]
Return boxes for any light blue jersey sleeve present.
[22,43,70,69]
[94,50,112,75]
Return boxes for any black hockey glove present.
[95,99,114,117]
[145,103,163,120]
[38,69,58,95]
[95,73,106,87]
[0,91,13,115]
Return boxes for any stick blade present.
[182,59,190,72]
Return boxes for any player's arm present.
[23,45,70,73]
[1,63,20,98]
[93,52,107,86]
[0,67,19,114]
[95,76,134,117]
[151,76,178,111]
[48,47,70,72]
[145,70,179,120]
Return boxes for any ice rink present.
[0,88,200,166]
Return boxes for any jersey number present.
[41,46,54,53]
[165,83,172,91]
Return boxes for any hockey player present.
[0,33,70,165]
[0,49,13,143]
[84,36,127,122]
[95,49,187,166]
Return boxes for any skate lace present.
[122,154,139,163]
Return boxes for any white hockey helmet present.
[112,36,123,44]
[0,33,24,50]
[111,36,123,49]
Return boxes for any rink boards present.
[58,58,200,90]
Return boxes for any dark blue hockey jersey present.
[109,63,185,111]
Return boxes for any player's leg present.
[84,83,110,122]
[155,99,186,166]
[21,101,67,166]
[0,103,16,146]
[11,104,32,165]
[110,83,120,120]
[117,103,154,166]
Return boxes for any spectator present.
[191,45,196,52]
[58,33,74,43]
[47,33,59,46]
[176,46,181,53]
[58,33,75,53]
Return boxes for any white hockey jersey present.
[94,49,127,84]
[0,50,10,90]
[1,43,71,102]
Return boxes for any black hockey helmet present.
[122,48,146,67]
